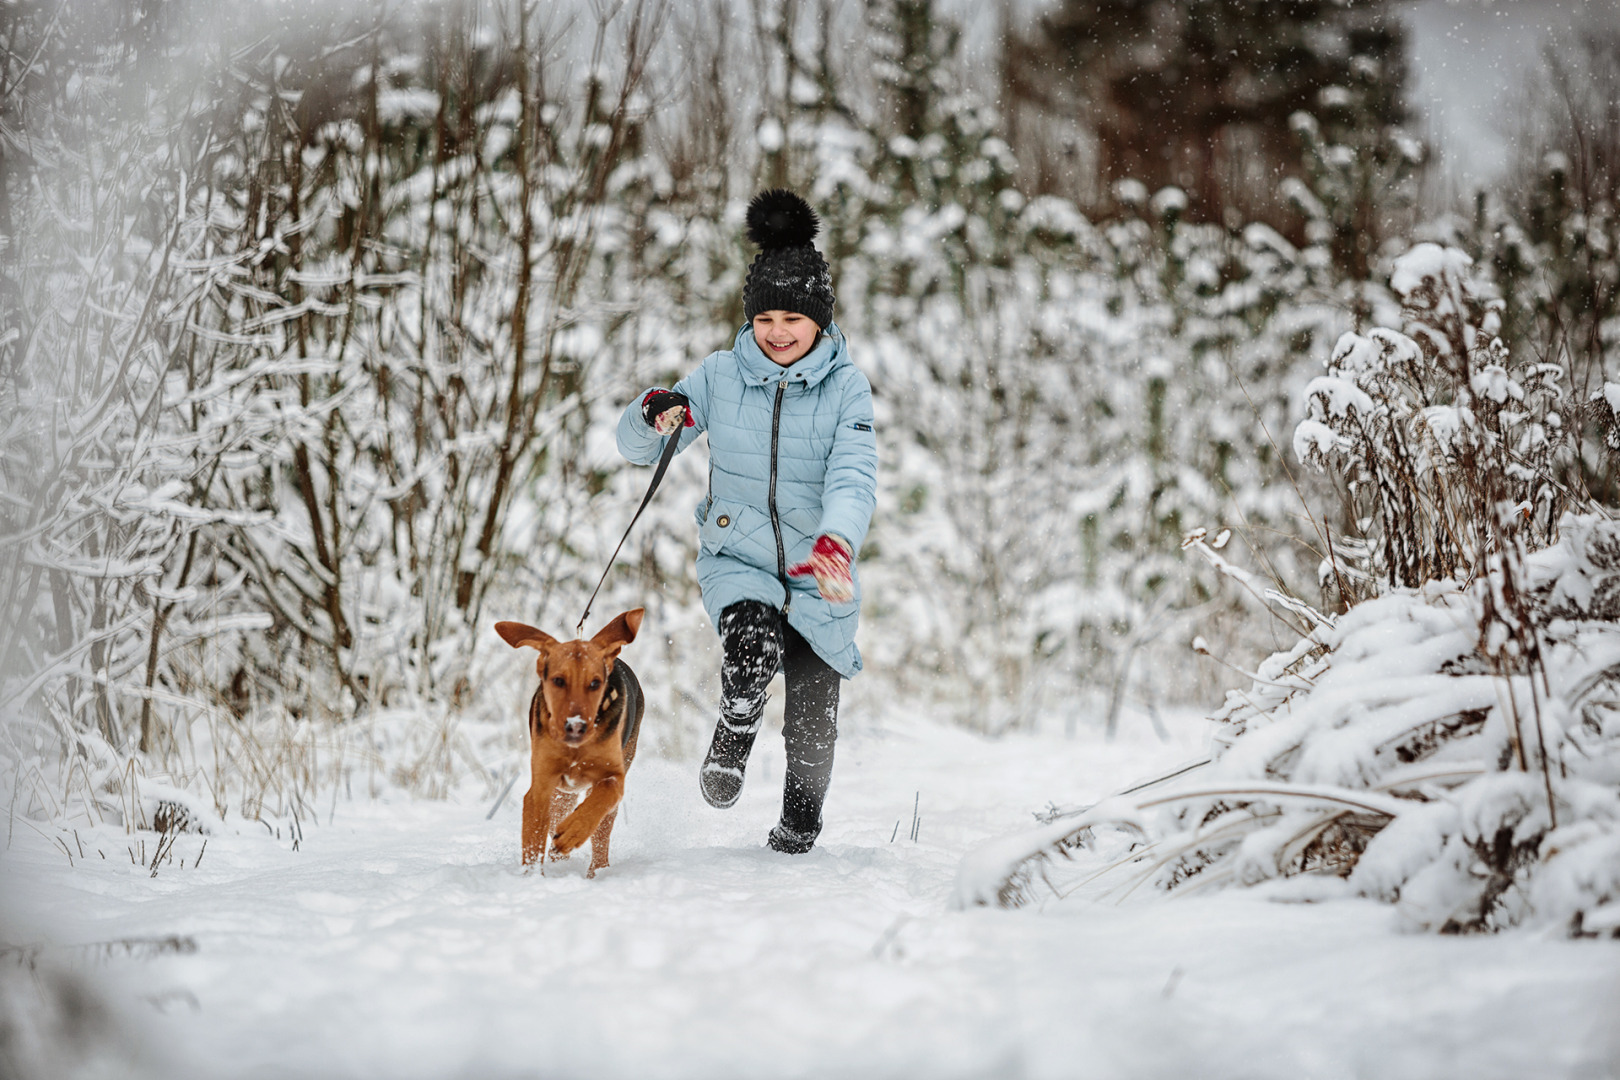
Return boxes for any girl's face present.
[752,310,819,367]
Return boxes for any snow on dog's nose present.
[563,715,588,743]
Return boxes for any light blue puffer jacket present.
[617,323,878,677]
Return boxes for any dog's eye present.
[588,678,602,691]
[551,676,566,688]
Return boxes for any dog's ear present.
[495,621,558,651]
[590,608,644,656]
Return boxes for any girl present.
[617,189,877,854]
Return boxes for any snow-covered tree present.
[1006,0,1413,231]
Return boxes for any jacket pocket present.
[699,500,767,557]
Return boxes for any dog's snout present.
[564,716,588,740]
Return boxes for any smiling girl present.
[617,190,878,854]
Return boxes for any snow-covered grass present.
[4,707,1618,1080]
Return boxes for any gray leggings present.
[718,600,840,835]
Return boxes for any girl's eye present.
[552,677,566,688]
[589,678,602,691]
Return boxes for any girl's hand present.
[640,390,692,435]
[787,534,854,603]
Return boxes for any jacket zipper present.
[769,382,789,612]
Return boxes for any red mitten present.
[640,390,694,435]
[787,534,854,603]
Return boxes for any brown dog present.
[494,609,645,876]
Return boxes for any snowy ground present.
[4,707,1619,1080]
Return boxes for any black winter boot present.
[700,715,760,809]
[768,773,822,853]
[767,623,840,853]
[766,823,818,854]
[702,602,783,809]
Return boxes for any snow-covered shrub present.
[1294,242,1568,599]
[958,241,1619,936]
[0,0,690,828]
[958,516,1620,935]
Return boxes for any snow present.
[1390,243,1473,304]
[757,118,784,153]
[1419,404,1465,450]
[1302,375,1374,419]
[1293,418,1344,462]
[1328,326,1424,376]
[1599,382,1620,428]
[1471,364,1523,405]
[5,712,1619,1080]
[1149,186,1188,218]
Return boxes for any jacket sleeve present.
[816,369,878,553]
[616,358,711,466]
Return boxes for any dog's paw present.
[552,815,595,856]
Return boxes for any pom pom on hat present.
[746,189,820,250]
[741,188,835,329]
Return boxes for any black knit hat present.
[742,189,835,329]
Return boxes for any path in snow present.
[4,710,1619,1080]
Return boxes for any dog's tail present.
[614,658,645,753]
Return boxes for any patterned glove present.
[640,390,692,436]
[787,534,854,603]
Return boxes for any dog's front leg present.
[546,789,578,861]
[587,809,618,878]
[522,772,562,866]
[551,775,623,859]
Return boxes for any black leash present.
[576,427,684,637]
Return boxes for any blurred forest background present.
[4,0,1619,821]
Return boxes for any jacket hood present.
[733,322,848,389]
